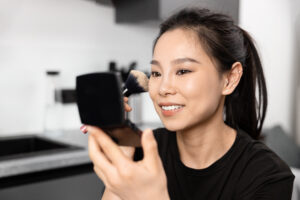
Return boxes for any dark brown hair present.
[153,8,267,139]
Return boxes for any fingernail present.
[80,125,88,134]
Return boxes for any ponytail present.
[225,29,268,139]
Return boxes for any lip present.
[158,102,185,117]
[158,102,184,107]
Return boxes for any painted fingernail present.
[80,125,88,134]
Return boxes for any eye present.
[176,69,191,75]
[151,71,161,77]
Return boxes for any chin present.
[161,119,185,132]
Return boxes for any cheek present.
[148,79,158,101]
[183,78,200,94]
[179,75,205,99]
[148,80,162,116]
[182,74,223,110]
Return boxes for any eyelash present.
[150,69,192,77]
[151,71,161,77]
[176,69,191,75]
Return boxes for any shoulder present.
[234,129,295,198]
[237,129,292,174]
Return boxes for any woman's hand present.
[123,97,132,112]
[88,126,169,200]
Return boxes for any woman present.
[85,8,295,200]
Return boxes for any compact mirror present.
[76,72,142,146]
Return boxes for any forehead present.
[153,28,205,59]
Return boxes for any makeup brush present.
[123,70,149,97]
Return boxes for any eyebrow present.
[150,57,200,66]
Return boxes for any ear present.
[222,62,243,95]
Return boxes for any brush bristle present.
[123,70,149,96]
[129,70,148,91]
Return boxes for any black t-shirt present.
[134,128,295,200]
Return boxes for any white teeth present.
[161,105,183,111]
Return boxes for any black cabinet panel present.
[95,0,239,24]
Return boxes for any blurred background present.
[0,0,299,199]
[0,0,299,142]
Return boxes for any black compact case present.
[76,72,124,127]
[76,72,142,146]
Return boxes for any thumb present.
[142,129,160,169]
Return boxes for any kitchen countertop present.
[0,122,162,179]
[0,129,90,178]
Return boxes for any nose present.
[159,75,176,96]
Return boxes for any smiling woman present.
[149,28,228,132]
[87,8,295,200]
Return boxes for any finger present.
[88,134,115,176]
[141,129,161,169]
[124,97,132,112]
[124,102,132,112]
[87,126,130,168]
[93,166,117,194]
[119,146,135,159]
[94,165,109,186]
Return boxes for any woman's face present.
[149,28,226,131]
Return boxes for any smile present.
[159,104,185,117]
[161,105,183,111]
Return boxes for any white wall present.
[240,0,300,140]
[1,0,299,140]
[0,0,159,135]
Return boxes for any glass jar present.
[43,71,63,136]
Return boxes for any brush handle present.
[123,88,131,97]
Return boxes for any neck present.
[176,102,236,169]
